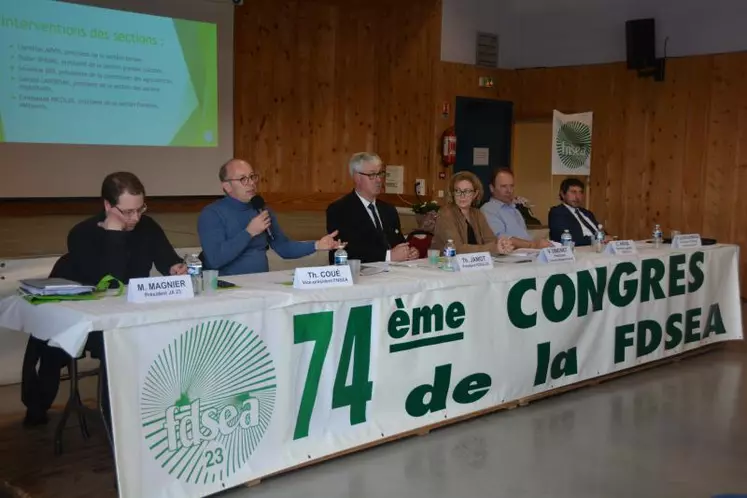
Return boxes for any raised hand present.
[246,211,271,237]
[315,230,344,251]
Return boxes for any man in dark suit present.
[327,152,419,264]
[548,178,613,246]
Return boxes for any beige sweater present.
[430,204,496,254]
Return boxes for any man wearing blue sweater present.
[198,159,342,275]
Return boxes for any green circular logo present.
[556,121,591,169]
[141,320,276,486]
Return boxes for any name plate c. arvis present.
[538,246,576,264]
[293,265,353,290]
[127,275,194,303]
[605,240,638,256]
[455,252,494,272]
[672,234,703,249]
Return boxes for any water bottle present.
[185,253,203,294]
[561,230,573,249]
[443,239,456,271]
[595,224,606,252]
[653,224,663,248]
[334,246,348,266]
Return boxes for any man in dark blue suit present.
[548,178,613,246]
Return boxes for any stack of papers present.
[19,278,95,296]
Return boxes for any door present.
[454,97,514,204]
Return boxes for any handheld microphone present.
[250,195,274,240]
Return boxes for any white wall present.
[442,0,747,68]
[440,0,501,66]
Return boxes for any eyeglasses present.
[225,174,260,186]
[357,171,387,180]
[454,189,476,197]
[114,204,147,218]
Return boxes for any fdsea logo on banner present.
[140,320,276,485]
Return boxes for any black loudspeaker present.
[626,18,656,70]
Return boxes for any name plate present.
[293,265,353,290]
[455,252,494,272]
[127,275,194,303]
[605,240,638,256]
[672,234,702,249]
[538,246,576,264]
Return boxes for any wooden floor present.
[0,403,116,498]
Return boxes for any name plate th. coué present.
[293,265,354,290]
[127,275,194,303]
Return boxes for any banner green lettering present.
[688,252,705,293]
[452,373,491,404]
[665,313,683,350]
[609,262,638,308]
[702,303,726,338]
[614,324,635,363]
[542,274,575,323]
[636,320,662,358]
[507,278,537,329]
[684,308,702,344]
[577,267,607,318]
[668,254,687,297]
[641,258,666,302]
[332,306,374,427]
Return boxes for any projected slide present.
[0,0,218,147]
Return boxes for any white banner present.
[552,110,593,175]
[105,248,743,497]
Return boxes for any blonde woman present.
[431,171,514,254]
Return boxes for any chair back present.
[49,253,74,279]
[406,230,433,259]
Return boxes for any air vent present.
[476,32,499,68]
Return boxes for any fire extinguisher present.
[441,126,457,167]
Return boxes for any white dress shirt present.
[564,204,596,238]
[355,191,391,262]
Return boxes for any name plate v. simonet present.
[127,276,194,303]
[538,246,576,264]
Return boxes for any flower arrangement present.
[411,200,440,233]
[411,200,440,215]
[513,196,542,226]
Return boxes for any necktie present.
[575,208,598,236]
[368,203,384,233]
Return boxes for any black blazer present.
[326,191,406,263]
[548,204,600,247]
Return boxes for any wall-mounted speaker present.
[626,18,656,70]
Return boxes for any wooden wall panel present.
[498,54,747,292]
[233,0,440,199]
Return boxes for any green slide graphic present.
[0,0,218,147]
[170,19,218,147]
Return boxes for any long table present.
[0,244,743,498]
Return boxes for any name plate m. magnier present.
[127,276,194,303]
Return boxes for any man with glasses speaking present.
[326,152,419,264]
[198,159,342,275]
